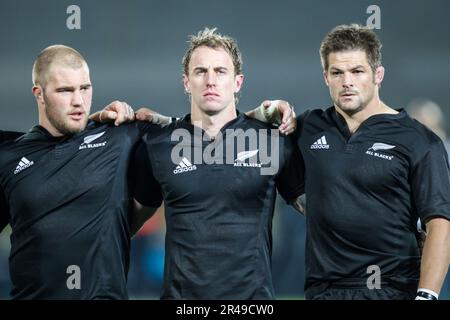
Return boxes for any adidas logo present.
[173,157,197,175]
[310,136,330,149]
[14,157,34,175]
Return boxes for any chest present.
[0,130,126,214]
[298,129,411,190]
[148,138,278,203]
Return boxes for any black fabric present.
[0,131,24,142]
[295,107,450,299]
[0,121,151,299]
[0,131,24,232]
[133,112,304,299]
[308,285,416,300]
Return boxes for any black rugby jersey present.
[295,107,450,298]
[132,112,305,299]
[0,131,24,143]
[0,121,149,299]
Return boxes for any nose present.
[205,69,217,87]
[71,90,84,106]
[342,72,354,88]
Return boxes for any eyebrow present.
[56,84,91,91]
[330,65,366,72]
[192,66,229,72]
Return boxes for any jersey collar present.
[328,106,407,139]
[178,110,246,137]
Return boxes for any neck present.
[191,104,237,137]
[38,113,63,137]
[335,96,397,134]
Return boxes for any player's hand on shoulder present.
[259,100,297,135]
[89,100,135,126]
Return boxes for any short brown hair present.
[32,45,87,86]
[182,27,243,76]
[320,24,382,72]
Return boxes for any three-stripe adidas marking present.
[310,136,330,149]
[173,157,197,174]
[14,157,34,175]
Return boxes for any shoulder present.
[393,112,444,149]
[296,107,332,123]
[240,114,279,131]
[0,130,24,143]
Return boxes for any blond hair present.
[182,27,243,76]
[32,45,87,86]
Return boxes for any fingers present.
[99,110,118,122]
[96,100,135,125]
[113,101,135,126]
[135,108,154,122]
[279,104,297,135]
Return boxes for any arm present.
[89,101,174,126]
[246,100,297,135]
[416,217,450,299]
[276,135,306,214]
[130,199,159,237]
[135,108,175,125]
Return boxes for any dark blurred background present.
[1,0,449,299]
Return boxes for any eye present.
[353,70,364,74]
[331,71,342,76]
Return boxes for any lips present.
[69,111,85,121]
[340,91,357,97]
[203,91,220,97]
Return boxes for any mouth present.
[203,91,220,97]
[68,111,85,121]
[340,92,357,98]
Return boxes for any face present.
[183,46,244,115]
[34,64,92,136]
[324,50,384,116]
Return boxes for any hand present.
[136,108,173,125]
[260,100,297,135]
[89,100,135,126]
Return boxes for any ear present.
[374,66,385,86]
[234,74,244,93]
[323,70,330,87]
[182,74,190,94]
[32,86,44,103]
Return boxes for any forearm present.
[418,218,450,296]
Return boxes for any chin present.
[67,121,88,133]
[200,104,225,115]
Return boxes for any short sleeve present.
[411,140,450,223]
[276,136,305,203]
[130,142,163,208]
